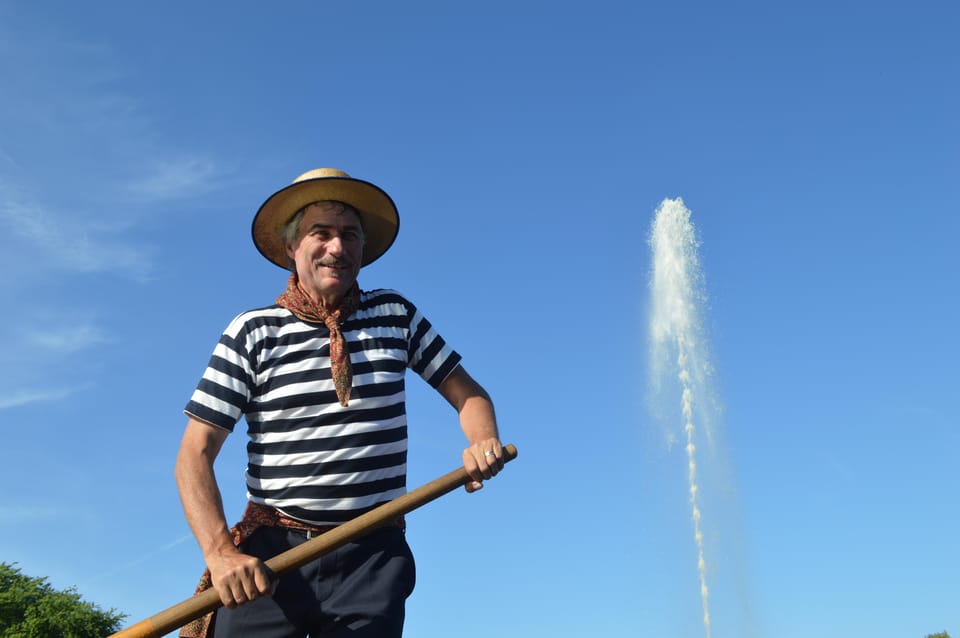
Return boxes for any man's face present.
[285,202,364,307]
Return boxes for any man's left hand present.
[462,438,505,493]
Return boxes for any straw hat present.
[252,168,400,269]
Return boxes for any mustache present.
[315,258,355,268]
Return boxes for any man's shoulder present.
[358,288,420,318]
[232,304,291,322]
[221,304,294,335]
[360,288,413,306]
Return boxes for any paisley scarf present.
[276,273,360,407]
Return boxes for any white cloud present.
[0,12,231,410]
[0,16,228,282]
[0,387,77,410]
[127,155,222,201]
[0,189,156,280]
[0,317,106,411]
[23,324,111,353]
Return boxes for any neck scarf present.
[276,274,360,407]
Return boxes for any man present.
[175,168,503,637]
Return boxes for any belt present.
[283,519,407,539]
[287,525,338,540]
[249,502,406,539]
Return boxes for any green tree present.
[925,632,951,638]
[0,562,124,637]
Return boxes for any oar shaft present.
[111,444,518,638]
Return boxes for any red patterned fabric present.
[275,274,360,407]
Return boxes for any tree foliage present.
[925,633,950,638]
[0,562,124,637]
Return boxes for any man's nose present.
[326,234,345,255]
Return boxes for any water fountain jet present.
[649,197,714,638]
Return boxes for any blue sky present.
[1,2,957,637]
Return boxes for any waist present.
[243,502,405,538]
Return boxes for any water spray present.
[650,198,712,638]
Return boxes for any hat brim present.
[252,176,399,269]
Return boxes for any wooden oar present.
[111,444,518,638]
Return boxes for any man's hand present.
[207,544,275,609]
[462,437,505,493]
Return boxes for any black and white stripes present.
[184,289,461,525]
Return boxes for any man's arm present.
[174,417,273,608]
[437,365,504,492]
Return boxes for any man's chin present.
[319,276,355,293]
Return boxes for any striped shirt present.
[184,288,461,525]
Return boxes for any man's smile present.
[315,260,353,270]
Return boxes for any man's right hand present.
[207,545,275,609]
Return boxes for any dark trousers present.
[213,526,416,637]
